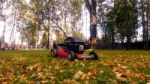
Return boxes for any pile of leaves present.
[0,50,150,83]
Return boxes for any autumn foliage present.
[0,50,150,83]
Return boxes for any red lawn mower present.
[50,37,99,61]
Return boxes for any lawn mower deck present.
[51,37,99,61]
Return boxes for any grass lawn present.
[0,50,150,84]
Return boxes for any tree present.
[40,0,55,49]
[49,0,83,40]
[0,0,12,49]
[8,0,19,49]
[16,0,55,49]
[71,0,83,33]
[106,0,138,49]
[41,31,48,48]
[140,0,150,49]
[19,23,36,46]
[97,0,115,49]
[106,9,116,49]
[84,0,97,48]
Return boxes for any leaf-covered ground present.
[0,50,150,84]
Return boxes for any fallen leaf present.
[73,73,80,79]
[147,81,150,84]
[41,80,48,84]
[31,73,37,78]
[0,73,4,78]
[63,79,71,84]
[1,81,7,84]
[115,72,122,79]
[120,65,127,70]
[38,72,45,79]
[20,75,27,81]
[60,70,64,73]
[73,70,84,80]
[77,70,84,75]
[80,74,87,80]
[80,62,85,67]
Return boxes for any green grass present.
[0,50,150,84]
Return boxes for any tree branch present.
[84,0,91,11]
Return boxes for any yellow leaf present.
[115,72,122,79]
[77,70,84,75]
[120,65,127,70]
[60,70,64,73]
[73,70,84,80]
[63,79,71,84]
[41,80,48,84]
[31,73,37,78]
[75,59,79,62]
[87,72,92,77]
[73,73,80,79]
[80,62,85,67]
[80,74,87,80]
[147,81,150,84]
[20,75,27,81]
[38,72,45,79]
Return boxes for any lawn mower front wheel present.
[67,51,76,61]
[89,51,99,60]
[51,49,57,57]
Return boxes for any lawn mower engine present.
[51,37,99,60]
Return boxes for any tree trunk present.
[9,10,16,49]
[46,20,50,50]
[35,4,40,50]
[47,29,50,49]
[146,0,149,49]
[84,0,97,48]
[111,30,115,49]
[21,36,24,49]
[141,0,147,49]
[1,18,6,49]
[35,12,40,50]
[121,37,124,49]
[35,21,38,49]
[124,0,130,49]
[127,36,131,49]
